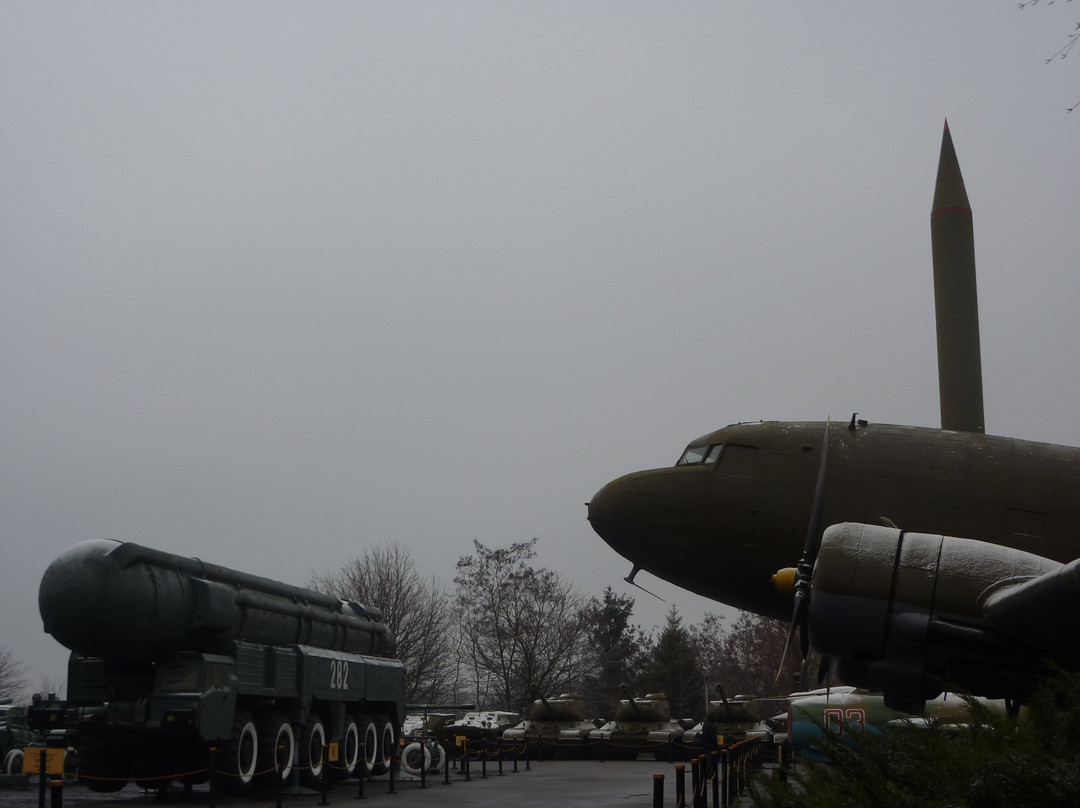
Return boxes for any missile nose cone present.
[932,119,971,216]
[39,539,156,658]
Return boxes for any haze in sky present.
[2,2,1078,697]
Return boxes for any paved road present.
[0,759,753,808]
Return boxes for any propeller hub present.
[772,567,796,595]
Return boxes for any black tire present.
[220,711,259,791]
[79,738,129,793]
[339,715,361,779]
[400,742,428,776]
[3,749,22,775]
[371,716,395,776]
[298,714,326,788]
[256,713,295,786]
[357,714,377,775]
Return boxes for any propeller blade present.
[802,417,831,563]
[776,419,831,682]
[816,655,832,687]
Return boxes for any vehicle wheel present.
[339,715,361,779]
[371,716,395,776]
[3,749,22,775]
[357,714,378,775]
[62,747,78,784]
[298,714,326,788]
[80,739,129,793]
[429,741,446,772]
[400,742,428,776]
[220,711,259,790]
[256,713,295,786]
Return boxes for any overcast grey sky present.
[2,2,1078,697]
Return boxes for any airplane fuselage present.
[587,419,1080,620]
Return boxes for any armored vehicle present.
[503,694,598,758]
[29,540,405,792]
[591,690,689,760]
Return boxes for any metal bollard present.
[691,758,703,808]
[481,742,487,779]
[319,744,329,805]
[497,739,504,776]
[388,744,397,794]
[277,746,284,808]
[721,748,729,807]
[356,742,366,800]
[37,750,47,808]
[711,751,720,808]
[208,746,218,808]
[50,779,62,808]
[652,773,664,808]
[675,764,686,808]
[444,743,451,785]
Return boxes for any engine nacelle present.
[808,523,1075,709]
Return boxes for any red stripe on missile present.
[931,207,972,219]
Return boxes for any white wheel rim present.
[276,722,295,781]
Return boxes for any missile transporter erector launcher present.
[30,540,405,792]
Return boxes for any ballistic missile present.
[931,120,985,434]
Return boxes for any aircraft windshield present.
[676,444,723,466]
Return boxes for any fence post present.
[652,773,664,808]
[319,744,329,805]
[675,763,686,808]
[711,751,720,808]
[207,746,218,808]
[720,748,729,807]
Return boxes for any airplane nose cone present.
[587,470,674,559]
[586,476,633,546]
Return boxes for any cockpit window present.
[676,444,722,466]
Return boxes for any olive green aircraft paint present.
[587,124,1080,705]
[931,121,984,434]
[588,419,1080,622]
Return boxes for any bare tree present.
[310,543,455,703]
[0,646,28,702]
[454,538,592,713]
[1018,0,1080,111]
[693,611,822,697]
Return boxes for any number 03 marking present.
[330,659,349,690]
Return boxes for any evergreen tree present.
[580,587,648,714]
[640,606,704,718]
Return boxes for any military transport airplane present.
[587,123,1080,710]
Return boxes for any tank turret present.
[502,694,596,757]
[592,689,687,760]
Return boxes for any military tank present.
[442,710,520,759]
[591,689,690,760]
[666,693,780,760]
[502,694,598,758]
[29,540,405,791]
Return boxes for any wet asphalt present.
[0,758,760,808]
